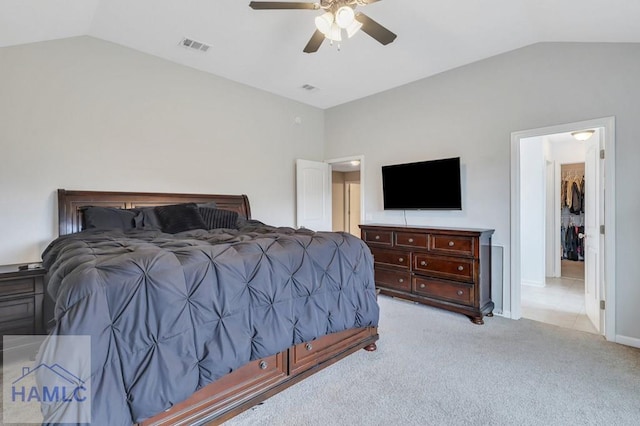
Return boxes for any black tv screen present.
[382,157,462,210]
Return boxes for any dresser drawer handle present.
[305,343,313,351]
[457,290,464,296]
[375,235,380,240]
[259,361,268,370]
[398,278,404,283]
[457,265,464,271]
[448,241,455,247]
[420,283,426,289]
[398,257,404,263]
[420,261,427,266]
[408,238,414,243]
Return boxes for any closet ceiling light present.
[571,130,595,141]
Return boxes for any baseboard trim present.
[615,334,640,349]
[521,280,545,288]
[494,310,510,319]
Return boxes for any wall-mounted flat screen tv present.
[382,157,462,210]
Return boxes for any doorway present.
[331,166,361,237]
[296,156,364,234]
[510,117,616,341]
[521,151,594,333]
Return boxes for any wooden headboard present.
[57,189,251,236]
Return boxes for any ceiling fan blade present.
[303,30,325,53]
[355,12,397,45]
[249,1,319,10]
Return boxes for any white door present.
[296,159,332,231]
[584,134,603,332]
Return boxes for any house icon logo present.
[11,363,87,403]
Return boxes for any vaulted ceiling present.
[2,0,640,109]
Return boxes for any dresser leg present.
[470,316,485,325]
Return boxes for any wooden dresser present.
[359,224,494,324]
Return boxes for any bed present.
[40,189,379,425]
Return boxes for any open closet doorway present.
[510,117,616,342]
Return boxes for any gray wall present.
[325,42,640,342]
[0,36,324,264]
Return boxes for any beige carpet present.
[3,296,639,425]
[226,295,640,426]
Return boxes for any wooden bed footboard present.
[139,327,379,426]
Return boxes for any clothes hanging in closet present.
[562,224,584,261]
[562,175,584,214]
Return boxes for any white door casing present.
[296,159,332,231]
[584,133,603,332]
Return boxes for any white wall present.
[520,137,545,287]
[0,36,325,265]
[324,42,640,342]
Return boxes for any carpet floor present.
[226,295,640,426]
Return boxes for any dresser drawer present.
[395,232,428,248]
[371,248,410,269]
[414,255,474,282]
[429,234,474,256]
[362,230,393,246]
[374,268,411,291]
[413,277,473,306]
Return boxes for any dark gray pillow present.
[133,207,163,230]
[82,206,137,230]
[199,207,239,230]
[154,203,207,234]
[197,201,217,209]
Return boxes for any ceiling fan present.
[249,0,397,53]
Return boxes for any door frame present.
[326,155,366,226]
[344,180,361,236]
[509,117,616,341]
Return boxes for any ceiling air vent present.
[301,84,318,92]
[180,37,211,53]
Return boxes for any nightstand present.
[0,265,46,336]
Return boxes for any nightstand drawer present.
[0,297,35,332]
[0,277,38,297]
[413,277,473,306]
[371,248,410,269]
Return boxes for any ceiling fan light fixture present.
[315,12,334,36]
[346,19,363,38]
[328,22,342,41]
[335,6,355,28]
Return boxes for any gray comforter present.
[40,224,379,425]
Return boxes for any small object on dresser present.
[18,263,43,271]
